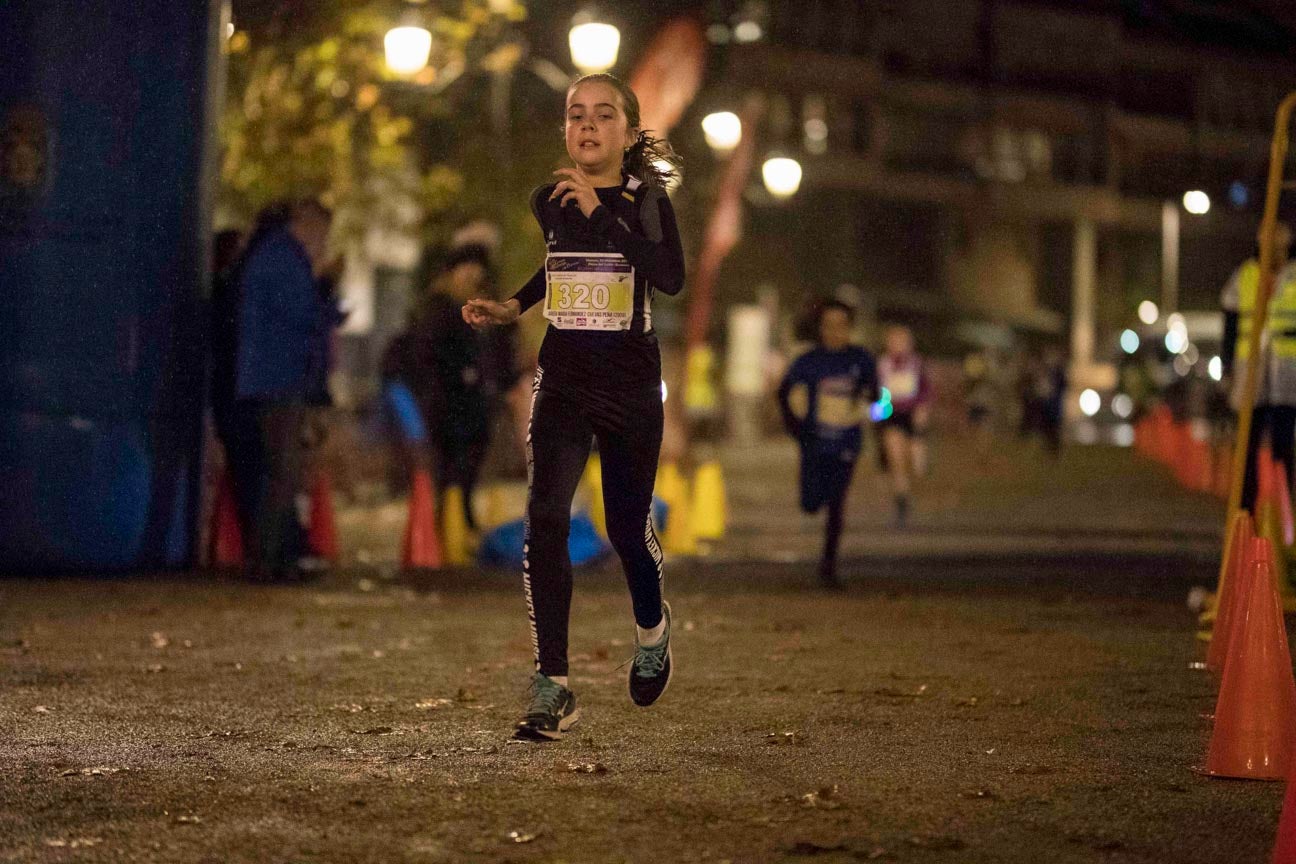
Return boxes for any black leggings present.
[1243,404,1296,512]
[523,375,664,677]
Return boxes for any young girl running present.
[778,301,877,588]
[876,325,932,526]
[462,74,685,741]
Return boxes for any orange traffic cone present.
[403,469,443,569]
[308,471,339,562]
[1206,510,1254,673]
[210,468,243,568]
[1273,773,1296,862]
[1203,537,1296,780]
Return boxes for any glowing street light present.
[1079,389,1101,417]
[762,156,802,199]
[385,25,433,75]
[1137,300,1158,325]
[702,111,742,152]
[1183,190,1211,215]
[569,21,620,73]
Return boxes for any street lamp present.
[702,111,742,152]
[762,156,802,199]
[385,24,433,76]
[569,21,620,73]
[1183,190,1211,215]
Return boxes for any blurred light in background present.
[1112,423,1135,448]
[702,111,742,152]
[1173,354,1192,376]
[1230,181,1250,209]
[569,21,620,73]
[1079,388,1101,417]
[804,118,828,155]
[1137,300,1159,325]
[733,20,763,43]
[385,25,432,75]
[1164,330,1187,354]
[1209,356,1223,381]
[1183,344,1199,365]
[1120,328,1140,354]
[661,380,668,403]
[705,24,731,43]
[1111,393,1133,419]
[1183,190,1211,215]
[802,95,829,156]
[762,157,802,198]
[1166,312,1186,331]
[655,159,681,192]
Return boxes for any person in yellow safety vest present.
[1220,221,1296,510]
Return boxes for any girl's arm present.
[509,265,546,314]
[586,194,686,296]
[777,358,811,438]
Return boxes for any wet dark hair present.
[567,73,681,189]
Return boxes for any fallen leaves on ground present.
[567,762,608,774]
[874,685,928,699]
[415,698,454,710]
[506,830,541,844]
[44,838,102,849]
[799,785,844,810]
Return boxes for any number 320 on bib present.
[544,252,634,331]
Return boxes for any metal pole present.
[1161,200,1179,315]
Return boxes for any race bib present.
[887,369,919,400]
[544,252,634,331]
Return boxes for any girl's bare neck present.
[580,163,623,188]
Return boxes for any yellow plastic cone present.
[690,460,727,541]
[441,484,472,566]
[482,484,508,530]
[656,463,696,555]
[583,454,607,540]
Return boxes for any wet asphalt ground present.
[2,437,1281,863]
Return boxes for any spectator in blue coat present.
[222,198,333,581]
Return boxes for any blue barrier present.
[0,2,219,569]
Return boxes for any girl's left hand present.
[551,168,600,219]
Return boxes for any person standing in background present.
[410,241,518,532]
[1221,221,1296,511]
[224,198,334,581]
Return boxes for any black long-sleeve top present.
[511,182,685,397]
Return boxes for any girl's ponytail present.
[624,130,681,190]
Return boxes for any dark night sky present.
[229,1,1296,56]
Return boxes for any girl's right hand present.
[462,298,520,330]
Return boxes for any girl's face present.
[885,327,914,355]
[565,81,637,177]
[819,309,851,351]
